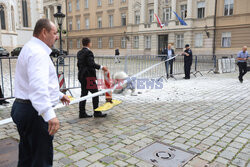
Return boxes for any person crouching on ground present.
[77,37,108,118]
[237,46,249,83]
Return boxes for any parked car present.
[0,47,9,57]
[11,47,22,57]
[50,48,68,57]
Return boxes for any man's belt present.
[15,98,31,104]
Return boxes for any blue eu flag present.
[173,11,187,26]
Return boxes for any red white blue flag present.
[154,13,165,28]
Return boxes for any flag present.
[154,13,165,28]
[173,11,187,26]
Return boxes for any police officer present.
[182,44,193,79]
[237,46,249,83]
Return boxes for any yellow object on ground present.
[95,99,122,111]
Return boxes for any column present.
[187,0,193,18]
[169,0,176,26]
[47,6,51,20]
[140,0,146,24]
[128,0,133,25]
[154,0,158,22]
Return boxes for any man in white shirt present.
[11,18,70,167]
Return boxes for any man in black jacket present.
[77,38,108,118]
[163,44,175,78]
[182,44,193,79]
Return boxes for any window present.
[22,0,29,27]
[98,17,102,28]
[165,0,169,4]
[68,1,72,12]
[149,9,154,23]
[97,0,102,7]
[76,17,80,30]
[109,15,113,27]
[135,11,140,24]
[0,5,6,30]
[11,6,15,31]
[197,2,205,18]
[85,0,89,9]
[121,37,126,49]
[145,36,151,49]
[163,7,171,25]
[76,0,80,10]
[77,39,81,48]
[181,4,187,19]
[109,37,114,48]
[195,33,203,47]
[221,32,231,47]
[224,0,234,16]
[176,34,184,48]
[85,18,89,29]
[69,40,73,49]
[98,37,102,48]
[134,36,139,49]
[121,0,126,2]
[68,19,72,31]
[121,13,126,26]
[109,0,113,4]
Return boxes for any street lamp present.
[54,5,65,65]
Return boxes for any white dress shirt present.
[14,37,64,122]
[168,49,172,59]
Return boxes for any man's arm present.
[86,51,101,70]
[27,53,56,122]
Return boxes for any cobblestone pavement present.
[0,72,249,167]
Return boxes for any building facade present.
[215,0,250,55]
[66,0,128,55]
[43,0,67,50]
[0,0,43,51]
[65,0,250,56]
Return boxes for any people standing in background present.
[115,48,121,63]
[237,46,249,83]
[163,44,175,78]
[77,37,108,118]
[182,44,193,79]
[11,18,70,167]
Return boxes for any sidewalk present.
[0,72,249,167]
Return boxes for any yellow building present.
[66,0,128,55]
[215,0,250,55]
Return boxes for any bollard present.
[104,71,112,103]
[58,71,66,94]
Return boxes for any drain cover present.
[0,138,18,167]
[133,142,196,167]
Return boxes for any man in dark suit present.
[77,37,108,118]
[182,44,193,79]
[163,44,175,78]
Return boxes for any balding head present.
[33,18,58,48]
[243,46,247,52]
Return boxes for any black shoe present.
[94,111,107,118]
[79,112,92,118]
[238,77,243,83]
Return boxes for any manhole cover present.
[0,138,18,167]
[133,142,196,167]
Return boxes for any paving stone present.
[215,157,229,165]
[219,151,236,160]
[189,157,209,167]
[86,152,105,162]
[88,162,105,167]
[199,151,216,162]
[69,151,89,161]
[99,156,116,164]
[85,147,100,154]
[126,157,140,164]
[59,157,74,165]
[231,158,246,167]
[74,159,90,167]
[114,160,128,167]
[101,148,115,155]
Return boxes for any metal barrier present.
[0,54,226,100]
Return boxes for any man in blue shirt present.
[237,46,249,83]
[162,44,175,78]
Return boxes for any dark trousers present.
[11,101,53,167]
[79,77,99,114]
[184,60,192,79]
[238,62,247,81]
[165,60,174,77]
